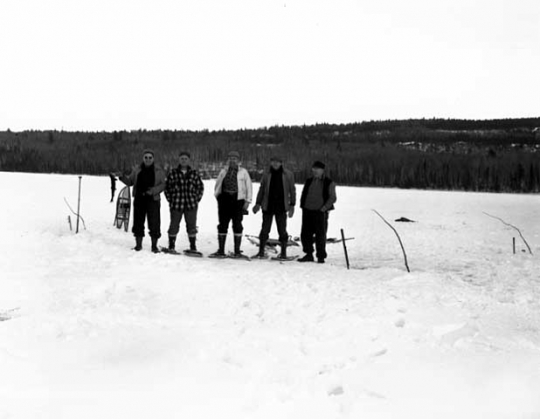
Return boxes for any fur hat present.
[312,160,325,169]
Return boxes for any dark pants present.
[259,211,288,243]
[301,209,328,259]
[132,198,161,238]
[168,207,198,237]
[217,193,245,235]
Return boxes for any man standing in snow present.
[120,149,166,253]
[164,151,204,254]
[298,161,337,264]
[211,151,253,257]
[252,156,296,259]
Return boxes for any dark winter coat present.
[255,167,296,212]
[120,164,166,201]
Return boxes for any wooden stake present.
[513,237,516,254]
[76,176,82,234]
[341,228,350,270]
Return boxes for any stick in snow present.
[76,176,82,234]
[372,209,411,273]
[64,197,86,230]
[483,212,533,255]
[341,228,350,270]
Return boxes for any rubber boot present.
[298,253,314,262]
[189,236,197,251]
[210,234,226,257]
[168,236,176,251]
[279,240,287,259]
[134,236,143,251]
[151,237,159,253]
[234,234,242,255]
[256,238,266,258]
[218,234,226,254]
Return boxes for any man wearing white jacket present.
[211,151,253,257]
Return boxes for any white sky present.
[1,0,539,131]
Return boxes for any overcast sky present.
[1,0,538,131]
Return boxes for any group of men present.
[119,149,337,263]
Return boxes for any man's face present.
[179,155,190,168]
[143,154,154,167]
[270,160,282,170]
[228,156,239,167]
[311,167,324,178]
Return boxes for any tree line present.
[1,117,539,192]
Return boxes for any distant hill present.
[1,117,539,192]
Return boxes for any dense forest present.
[1,117,539,193]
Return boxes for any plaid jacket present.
[164,166,204,211]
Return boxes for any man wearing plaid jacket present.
[164,151,204,253]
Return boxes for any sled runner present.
[326,237,355,244]
[246,235,300,253]
[114,186,131,232]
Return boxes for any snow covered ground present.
[1,171,540,419]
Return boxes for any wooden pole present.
[341,228,350,270]
[76,176,82,234]
[372,209,411,273]
[483,212,533,255]
[513,237,516,254]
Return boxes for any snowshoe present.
[183,249,203,258]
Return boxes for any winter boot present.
[210,234,227,257]
[254,238,266,258]
[234,234,242,255]
[298,253,314,262]
[151,237,159,253]
[184,236,202,256]
[279,240,288,259]
[189,236,197,251]
[134,236,143,251]
[168,235,177,251]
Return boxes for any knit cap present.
[312,160,325,169]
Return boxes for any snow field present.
[0,172,539,419]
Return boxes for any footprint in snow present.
[394,318,406,328]
[369,348,388,357]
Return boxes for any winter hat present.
[312,160,325,169]
[270,156,283,162]
[143,149,155,157]
[228,151,240,159]
[179,151,191,158]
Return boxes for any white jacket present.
[214,166,253,203]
